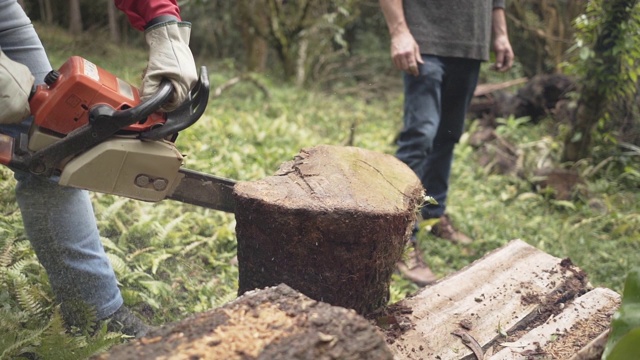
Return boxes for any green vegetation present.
[603,268,640,360]
[0,23,638,359]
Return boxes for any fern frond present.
[0,321,47,360]
[14,284,44,317]
[100,237,125,255]
[151,253,173,275]
[105,253,129,276]
[0,240,13,269]
[154,214,187,243]
[73,322,124,359]
[8,258,31,274]
[139,280,172,297]
[98,197,131,222]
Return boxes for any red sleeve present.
[114,0,182,31]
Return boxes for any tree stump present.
[93,284,393,359]
[233,145,424,315]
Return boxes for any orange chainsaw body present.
[29,56,165,136]
[0,59,235,212]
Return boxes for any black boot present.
[105,305,156,338]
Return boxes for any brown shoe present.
[397,244,438,286]
[430,214,473,244]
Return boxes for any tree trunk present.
[68,0,83,34]
[93,284,393,360]
[107,0,120,43]
[562,0,639,162]
[233,145,424,315]
[238,0,269,72]
[38,0,53,25]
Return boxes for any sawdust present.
[168,302,298,360]
[544,310,613,359]
[94,284,394,360]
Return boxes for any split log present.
[373,239,620,360]
[233,144,424,315]
[93,284,393,360]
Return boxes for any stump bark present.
[233,144,424,315]
[93,284,393,360]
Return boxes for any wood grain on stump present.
[233,145,424,315]
[93,284,393,360]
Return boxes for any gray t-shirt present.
[404,0,505,61]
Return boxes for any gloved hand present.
[142,21,198,112]
[0,50,34,124]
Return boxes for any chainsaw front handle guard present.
[140,66,209,141]
[10,80,174,177]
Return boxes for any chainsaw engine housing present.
[26,56,183,201]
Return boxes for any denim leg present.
[0,0,122,319]
[396,56,480,220]
[396,56,444,182]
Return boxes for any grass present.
[0,23,638,358]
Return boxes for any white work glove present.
[142,21,198,112]
[0,50,34,124]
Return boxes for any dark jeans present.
[0,0,122,319]
[396,55,480,219]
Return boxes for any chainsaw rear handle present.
[140,66,209,141]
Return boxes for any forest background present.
[0,0,639,359]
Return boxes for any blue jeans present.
[0,0,122,319]
[396,55,480,220]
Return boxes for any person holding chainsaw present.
[380,0,514,285]
[0,0,197,337]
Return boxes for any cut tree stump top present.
[380,239,620,360]
[234,144,423,214]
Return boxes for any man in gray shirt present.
[380,0,513,285]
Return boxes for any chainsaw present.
[0,56,236,213]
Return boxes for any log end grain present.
[93,284,394,360]
[234,144,423,213]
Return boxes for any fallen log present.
[469,74,576,126]
[373,239,620,360]
[233,144,424,315]
[95,240,619,359]
[93,284,393,360]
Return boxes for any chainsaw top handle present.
[112,78,174,124]
[140,66,210,141]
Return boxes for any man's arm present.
[113,0,181,31]
[492,7,514,72]
[0,50,33,124]
[379,0,422,76]
[113,0,197,112]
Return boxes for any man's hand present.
[0,51,34,124]
[142,21,198,112]
[390,30,423,76]
[379,0,422,76]
[492,8,514,72]
[493,34,513,72]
